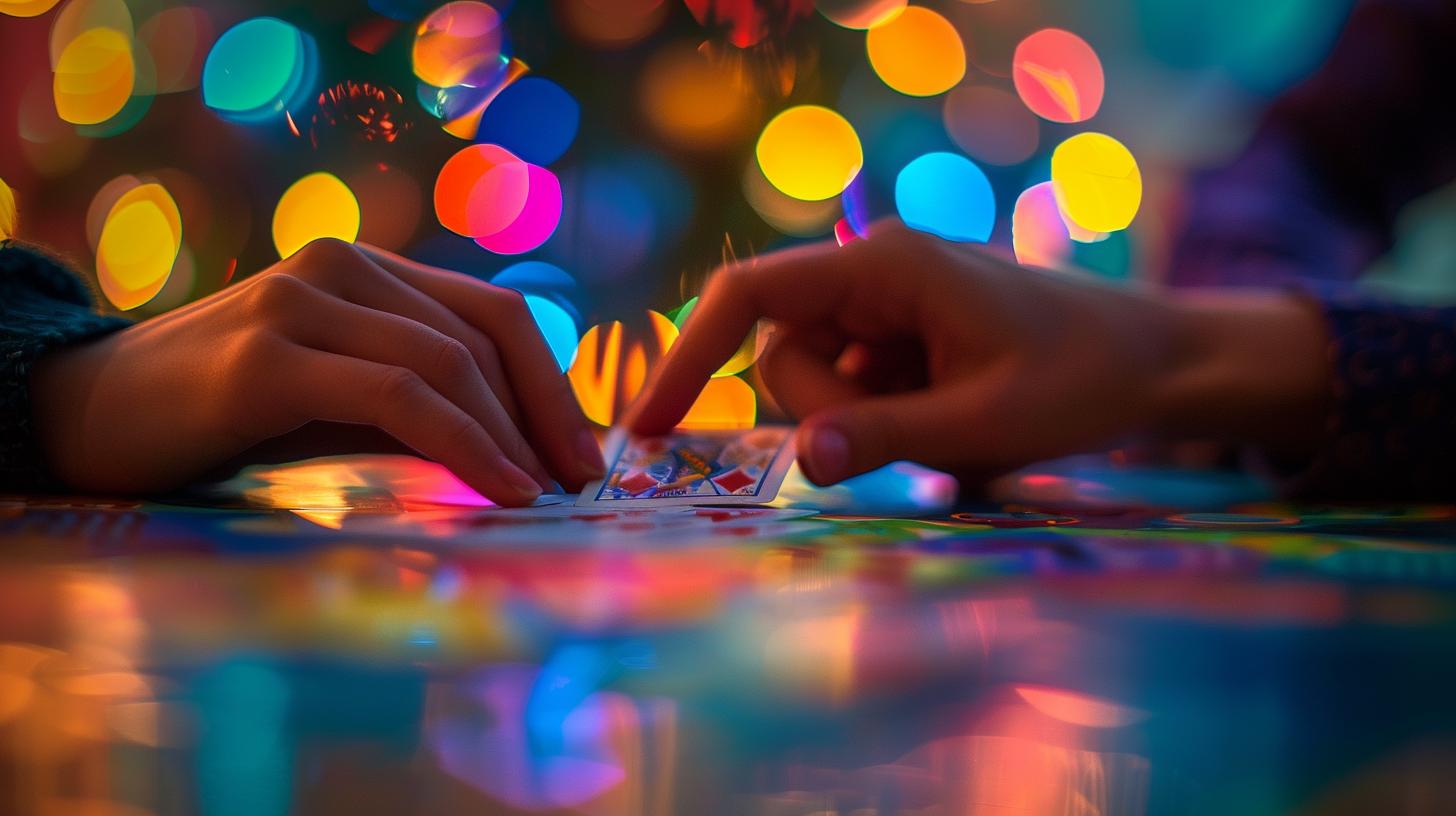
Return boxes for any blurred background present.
[0,0,1362,426]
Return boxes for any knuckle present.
[493,286,531,320]
[298,236,359,264]
[374,366,426,409]
[250,272,310,313]
[429,334,476,378]
[441,414,482,451]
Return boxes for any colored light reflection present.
[96,183,181,311]
[52,28,135,126]
[1051,132,1142,233]
[1013,685,1148,728]
[942,84,1039,166]
[271,172,361,259]
[412,1,505,89]
[756,105,863,202]
[202,17,314,122]
[1012,181,1072,269]
[232,454,497,511]
[474,163,562,255]
[434,143,529,238]
[524,294,579,372]
[816,0,905,29]
[0,178,15,240]
[639,41,758,151]
[1013,28,1105,124]
[475,77,580,166]
[895,152,994,243]
[568,311,678,427]
[865,6,964,97]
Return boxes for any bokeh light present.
[942,83,1039,166]
[433,143,529,238]
[816,0,905,30]
[743,160,841,236]
[202,17,314,122]
[865,6,965,97]
[491,260,581,326]
[347,163,422,252]
[86,174,142,250]
[412,1,505,89]
[523,294,579,372]
[0,178,16,239]
[137,6,213,94]
[96,183,181,311]
[684,0,815,48]
[1011,181,1072,269]
[271,172,361,259]
[756,105,863,202]
[559,0,668,48]
[639,42,758,151]
[895,152,994,243]
[569,311,678,427]
[671,296,765,378]
[679,375,756,429]
[1012,28,1105,124]
[474,163,562,255]
[1,0,61,16]
[49,0,133,66]
[52,28,135,126]
[1050,132,1142,233]
[475,77,580,165]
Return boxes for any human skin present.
[30,238,603,506]
[628,222,1331,485]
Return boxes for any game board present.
[2,454,1455,815]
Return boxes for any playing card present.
[577,426,796,506]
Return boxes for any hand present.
[628,222,1330,485]
[30,239,604,505]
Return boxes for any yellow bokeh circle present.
[865,6,965,97]
[0,177,16,240]
[97,182,181,311]
[755,105,863,202]
[53,27,135,125]
[569,311,679,427]
[1050,132,1142,233]
[1,0,62,17]
[272,172,361,259]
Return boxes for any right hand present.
[628,222,1329,485]
[31,238,604,505]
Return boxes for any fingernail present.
[499,460,542,500]
[576,429,604,476]
[806,425,850,485]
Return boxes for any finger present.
[283,239,528,430]
[354,244,603,489]
[794,383,984,486]
[624,223,948,437]
[758,330,867,418]
[267,345,543,506]
[260,274,556,490]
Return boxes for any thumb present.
[795,388,971,485]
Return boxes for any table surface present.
[2,455,1455,816]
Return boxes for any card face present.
[577,426,796,506]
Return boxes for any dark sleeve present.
[0,241,132,491]
[1284,291,1456,500]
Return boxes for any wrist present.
[1152,290,1332,455]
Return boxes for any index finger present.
[626,237,859,435]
